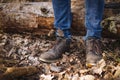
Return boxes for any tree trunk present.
[0,1,120,38]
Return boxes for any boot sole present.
[39,57,61,63]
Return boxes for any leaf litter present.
[0,33,120,80]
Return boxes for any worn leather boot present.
[39,37,71,63]
[86,38,102,67]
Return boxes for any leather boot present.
[39,37,71,63]
[86,38,102,67]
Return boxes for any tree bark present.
[0,57,38,80]
[0,66,38,80]
[0,1,120,38]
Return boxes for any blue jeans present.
[52,0,104,40]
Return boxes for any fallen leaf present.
[113,66,120,78]
[50,64,63,73]
[64,73,72,80]
[58,71,66,80]
[80,75,95,80]
[80,69,89,74]
[40,74,54,80]
[72,73,79,80]
[104,72,113,80]
[92,59,106,75]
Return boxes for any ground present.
[0,33,120,80]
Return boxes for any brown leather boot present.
[85,38,102,67]
[39,37,71,63]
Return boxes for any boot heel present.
[65,49,70,55]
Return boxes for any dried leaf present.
[113,66,120,78]
[58,71,66,80]
[92,59,106,75]
[80,75,95,80]
[104,72,113,80]
[47,29,55,37]
[50,64,63,73]
[80,69,89,74]
[64,73,72,80]
[72,73,79,80]
[40,74,54,80]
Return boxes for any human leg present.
[85,0,104,40]
[39,0,72,62]
[85,0,105,67]
[52,0,72,39]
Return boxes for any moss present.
[101,15,120,34]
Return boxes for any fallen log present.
[0,57,38,80]
[0,66,38,80]
[0,1,120,38]
[0,58,18,65]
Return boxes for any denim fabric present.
[84,0,104,40]
[52,0,72,30]
[52,0,104,39]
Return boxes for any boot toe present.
[39,50,62,63]
[86,52,102,67]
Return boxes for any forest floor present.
[0,32,120,80]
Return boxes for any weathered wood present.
[0,66,38,80]
[0,57,38,80]
[0,1,120,38]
